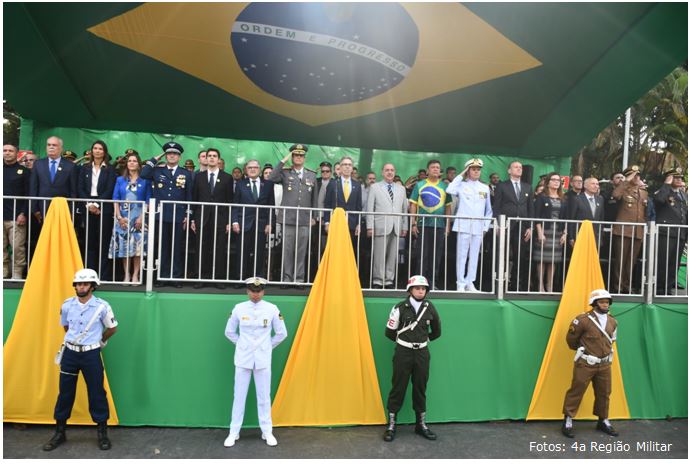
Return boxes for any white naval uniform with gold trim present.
[446,177,493,289]
[225,299,287,434]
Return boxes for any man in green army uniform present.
[561,289,619,438]
[383,275,442,442]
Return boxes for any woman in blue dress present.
[109,151,152,283]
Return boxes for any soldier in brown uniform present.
[610,166,649,294]
[561,289,619,438]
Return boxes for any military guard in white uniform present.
[224,277,288,447]
[445,159,493,292]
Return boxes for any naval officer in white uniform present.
[224,277,287,447]
[445,159,493,292]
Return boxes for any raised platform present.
[3,289,687,427]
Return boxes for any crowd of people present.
[3,136,688,295]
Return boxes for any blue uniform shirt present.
[60,296,118,346]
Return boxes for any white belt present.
[396,339,428,350]
[65,342,101,352]
[580,353,612,365]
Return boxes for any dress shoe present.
[465,283,479,292]
[223,433,240,447]
[384,284,395,290]
[596,420,618,436]
[174,281,183,289]
[261,432,278,446]
[154,282,165,288]
[193,282,205,289]
[215,283,227,290]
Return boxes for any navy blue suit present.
[29,157,78,215]
[77,163,118,280]
[232,177,275,279]
[141,159,193,280]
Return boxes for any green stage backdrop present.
[3,290,686,427]
[19,121,571,182]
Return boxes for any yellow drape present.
[3,198,119,424]
[526,220,630,420]
[272,208,385,425]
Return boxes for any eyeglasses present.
[247,166,260,170]
[321,169,331,173]
[549,178,561,182]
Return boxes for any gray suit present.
[365,181,408,287]
[269,161,318,282]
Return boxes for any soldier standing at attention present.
[224,278,287,448]
[383,275,441,442]
[561,289,619,438]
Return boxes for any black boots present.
[97,421,112,450]
[43,420,67,451]
[383,412,397,442]
[414,412,437,440]
[561,416,574,438]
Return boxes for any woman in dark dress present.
[533,172,566,293]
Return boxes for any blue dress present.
[108,176,152,258]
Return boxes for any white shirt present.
[224,299,287,369]
[595,311,607,330]
[207,168,219,180]
[90,163,106,196]
[409,297,423,314]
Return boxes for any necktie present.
[252,180,258,200]
[209,172,215,194]
[387,183,393,202]
[344,179,350,201]
[296,170,302,181]
[588,196,596,216]
[50,160,57,182]
[514,182,520,200]
[170,168,176,177]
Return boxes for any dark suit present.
[564,193,605,243]
[654,185,688,293]
[141,160,193,280]
[232,177,275,280]
[77,163,118,280]
[191,169,234,280]
[29,157,78,215]
[324,177,363,256]
[492,179,534,291]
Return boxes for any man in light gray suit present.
[269,144,318,286]
[366,163,409,289]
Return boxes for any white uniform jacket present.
[446,177,493,235]
[225,299,288,370]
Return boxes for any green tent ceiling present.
[4,2,687,157]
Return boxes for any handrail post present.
[497,215,506,300]
[145,198,157,294]
[646,221,657,304]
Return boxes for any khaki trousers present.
[3,220,27,278]
[562,359,612,419]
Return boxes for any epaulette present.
[305,168,316,174]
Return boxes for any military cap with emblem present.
[622,165,640,177]
[125,148,139,156]
[462,158,484,176]
[319,161,332,169]
[664,167,684,178]
[184,159,195,168]
[289,144,308,155]
[162,141,184,155]
[245,277,267,291]
[62,150,76,160]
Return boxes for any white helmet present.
[588,289,612,306]
[73,268,100,286]
[406,275,429,291]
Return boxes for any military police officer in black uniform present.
[383,275,441,442]
[654,167,688,294]
[141,142,193,287]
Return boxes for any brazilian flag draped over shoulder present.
[3,198,119,424]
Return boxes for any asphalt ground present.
[3,419,687,459]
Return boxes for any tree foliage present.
[573,65,688,188]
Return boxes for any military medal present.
[158,183,163,188]
[263,319,268,327]
[17,169,23,174]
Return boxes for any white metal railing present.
[3,196,687,300]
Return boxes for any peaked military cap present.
[245,277,267,291]
[664,167,684,178]
[289,144,308,155]
[62,150,76,160]
[623,165,640,177]
[163,141,184,155]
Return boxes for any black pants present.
[656,232,687,293]
[54,348,109,423]
[412,226,445,289]
[158,221,185,279]
[83,209,114,281]
[507,223,531,291]
[386,345,430,415]
[196,223,231,280]
[236,225,269,280]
